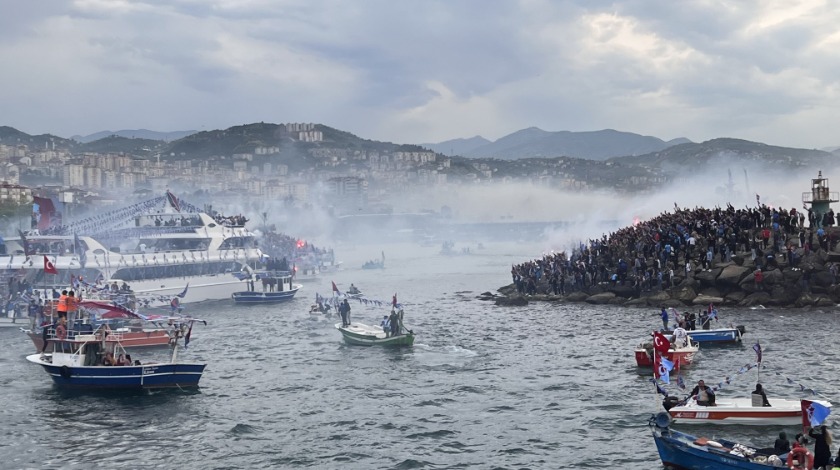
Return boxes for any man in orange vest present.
[67,290,80,326]
[56,290,68,320]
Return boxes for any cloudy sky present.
[2,0,839,148]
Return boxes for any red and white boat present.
[634,335,699,370]
[24,300,182,352]
[663,396,832,426]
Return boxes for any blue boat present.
[26,321,206,390]
[686,326,745,344]
[650,412,798,469]
[231,271,302,304]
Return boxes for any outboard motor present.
[663,396,680,411]
[736,325,746,336]
[653,411,673,429]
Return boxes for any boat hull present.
[634,348,697,369]
[26,354,205,390]
[125,275,251,307]
[653,424,781,469]
[336,323,414,347]
[231,286,301,304]
[687,328,743,343]
[668,397,830,426]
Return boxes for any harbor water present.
[1,241,839,469]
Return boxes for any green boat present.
[335,318,415,347]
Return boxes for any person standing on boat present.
[339,300,351,327]
[660,307,669,330]
[688,380,716,406]
[752,383,771,407]
[56,290,68,321]
[672,325,688,348]
[807,425,833,469]
[389,309,400,337]
[380,315,390,336]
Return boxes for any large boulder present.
[717,265,750,287]
[769,285,800,306]
[645,291,672,303]
[725,291,746,303]
[762,268,784,286]
[566,292,588,302]
[625,297,649,307]
[699,287,723,298]
[812,269,835,287]
[692,294,724,306]
[608,285,637,298]
[739,292,771,307]
[586,292,616,305]
[794,293,817,308]
[670,286,697,303]
[694,268,722,287]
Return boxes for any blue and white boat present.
[231,271,302,304]
[650,412,793,469]
[686,326,745,344]
[26,320,206,390]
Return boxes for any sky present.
[2,0,840,149]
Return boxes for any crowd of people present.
[510,203,840,297]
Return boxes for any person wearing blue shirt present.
[660,307,668,330]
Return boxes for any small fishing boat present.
[231,271,302,304]
[26,319,206,390]
[663,395,831,426]
[685,326,745,344]
[635,335,699,370]
[362,251,385,270]
[335,308,414,346]
[650,411,812,469]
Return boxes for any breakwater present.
[488,206,840,309]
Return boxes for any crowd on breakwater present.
[495,204,840,308]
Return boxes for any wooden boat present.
[650,411,809,469]
[26,320,206,390]
[634,335,699,370]
[663,395,831,426]
[231,271,302,304]
[335,308,414,346]
[335,322,415,346]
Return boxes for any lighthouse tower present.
[802,171,839,226]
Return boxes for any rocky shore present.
[485,233,840,309]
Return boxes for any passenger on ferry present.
[56,290,68,320]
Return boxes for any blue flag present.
[803,400,831,428]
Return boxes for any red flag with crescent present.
[653,331,671,355]
[44,255,58,275]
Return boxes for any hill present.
[609,138,835,169]
[77,135,166,155]
[420,136,491,156]
[433,127,689,160]
[72,129,197,143]
[0,126,78,151]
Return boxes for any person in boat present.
[103,351,117,366]
[807,425,833,469]
[56,290,68,321]
[752,383,771,407]
[116,354,129,366]
[389,309,400,337]
[660,307,668,330]
[348,284,360,295]
[339,300,351,327]
[672,325,688,348]
[774,431,791,455]
[687,311,696,330]
[688,380,716,406]
[380,315,390,336]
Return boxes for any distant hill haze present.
[422,127,691,160]
[71,129,198,143]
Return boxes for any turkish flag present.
[44,255,58,275]
[653,331,672,354]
